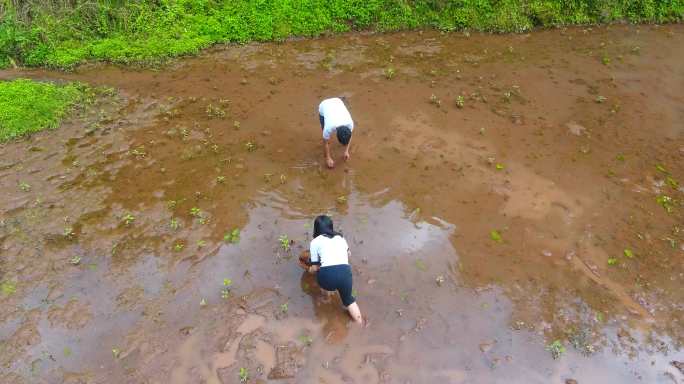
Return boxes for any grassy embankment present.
[1,0,683,69]
[0,79,87,141]
[0,1,682,139]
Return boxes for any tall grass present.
[1,0,683,69]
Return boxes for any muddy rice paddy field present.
[1,25,684,383]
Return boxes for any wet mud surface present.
[1,25,684,383]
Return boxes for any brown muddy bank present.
[1,25,683,383]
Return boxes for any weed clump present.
[0,79,87,141]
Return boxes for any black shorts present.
[319,114,325,130]
[317,264,355,306]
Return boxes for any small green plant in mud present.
[656,164,668,173]
[623,249,634,258]
[197,240,206,248]
[18,182,31,192]
[1,281,17,295]
[384,67,396,79]
[216,176,226,184]
[601,55,611,65]
[174,242,184,252]
[221,279,232,299]
[414,259,427,271]
[245,141,257,152]
[130,146,147,159]
[547,340,565,359]
[205,104,226,119]
[595,95,607,104]
[200,298,208,307]
[656,195,675,213]
[233,120,241,130]
[167,200,178,210]
[615,153,625,161]
[69,256,81,265]
[567,327,596,356]
[280,174,287,184]
[455,95,465,109]
[278,235,291,251]
[190,207,202,217]
[122,213,135,226]
[170,218,180,230]
[280,302,289,313]
[429,94,441,107]
[224,228,240,244]
[63,347,72,357]
[607,257,618,266]
[63,226,75,239]
[238,367,249,382]
[666,176,679,189]
[495,163,505,171]
[298,334,313,346]
[490,230,503,243]
[663,237,677,249]
[336,196,347,204]
[112,348,121,359]
[595,312,604,323]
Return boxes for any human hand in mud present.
[326,156,335,168]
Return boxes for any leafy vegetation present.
[490,230,503,243]
[0,79,86,141]
[1,281,16,295]
[547,339,566,359]
[239,367,249,382]
[4,0,681,70]
[278,234,290,251]
[224,228,240,244]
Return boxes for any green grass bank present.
[1,0,683,69]
[0,79,87,141]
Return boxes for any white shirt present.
[318,98,354,141]
[309,235,349,268]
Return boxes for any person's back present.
[309,234,349,267]
[317,98,355,168]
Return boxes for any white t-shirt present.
[309,235,349,268]
[318,98,354,141]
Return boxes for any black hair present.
[313,215,342,239]
[336,126,352,146]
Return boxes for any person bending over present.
[318,97,354,169]
[300,215,363,324]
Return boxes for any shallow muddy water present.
[1,24,684,383]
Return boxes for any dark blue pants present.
[317,264,355,306]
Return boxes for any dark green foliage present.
[1,0,683,69]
